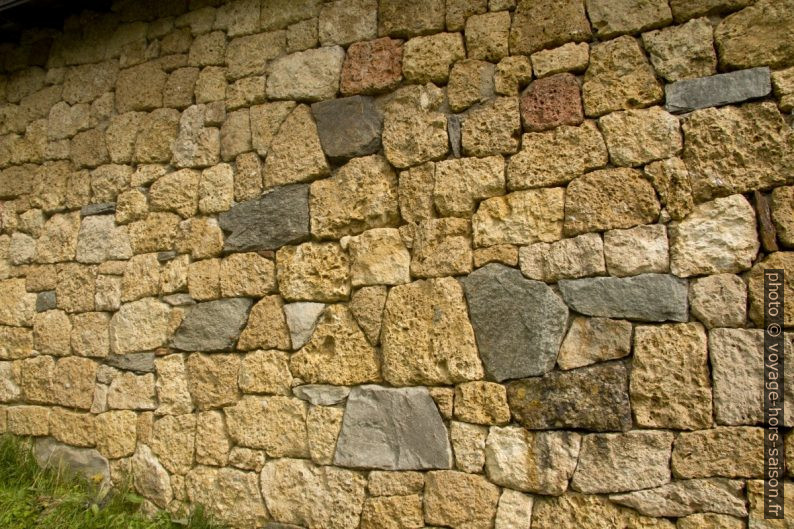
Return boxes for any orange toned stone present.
[340,37,403,96]
[520,73,583,132]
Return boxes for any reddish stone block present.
[519,73,584,132]
[340,37,403,96]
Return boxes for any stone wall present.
[0,0,793,527]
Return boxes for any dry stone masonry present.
[0,0,793,527]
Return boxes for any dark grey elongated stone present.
[218,184,310,252]
[665,67,771,113]
[36,290,56,312]
[80,202,116,217]
[334,385,452,470]
[293,384,350,406]
[609,478,748,518]
[461,263,568,382]
[172,298,253,352]
[448,114,462,158]
[311,95,382,160]
[558,273,688,322]
[34,438,110,486]
[507,362,632,432]
[105,352,155,373]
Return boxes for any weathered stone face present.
[533,493,675,529]
[262,104,329,187]
[267,46,345,102]
[672,427,765,478]
[557,316,632,370]
[610,478,748,518]
[276,242,350,302]
[340,37,403,96]
[748,252,794,328]
[714,0,794,70]
[225,396,309,457]
[186,466,268,529]
[109,298,171,354]
[186,353,241,410]
[473,188,565,247]
[311,95,382,160]
[424,470,500,529]
[509,0,591,55]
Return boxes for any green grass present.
[0,434,223,529]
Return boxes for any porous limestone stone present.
[531,42,589,78]
[8,406,50,436]
[225,395,309,457]
[586,0,671,38]
[9,232,34,265]
[669,0,753,22]
[461,97,520,157]
[493,56,533,96]
[453,382,509,426]
[410,218,473,278]
[121,254,160,302]
[509,0,591,55]
[163,67,199,109]
[132,445,172,508]
[473,245,520,268]
[518,232,606,282]
[63,61,119,105]
[219,253,276,298]
[433,155,504,218]
[672,427,765,478]
[311,95,382,160]
[340,37,403,96]
[150,413,197,474]
[266,46,345,102]
[465,11,509,62]
[669,194,759,277]
[195,410,231,466]
[714,0,794,70]
[747,479,794,529]
[260,458,366,529]
[186,353,241,410]
[347,228,410,287]
[262,104,329,187]
[0,362,20,403]
[75,216,132,264]
[35,211,80,264]
[599,107,682,167]
[70,312,110,358]
[107,372,157,411]
[154,354,193,416]
[772,67,794,112]
[359,495,424,529]
[197,165,233,215]
[306,405,344,464]
[772,185,794,246]
[48,408,95,448]
[494,489,533,529]
[571,431,673,493]
[367,471,424,497]
[582,36,663,117]
[610,478,748,518]
[188,31,227,67]
[291,304,380,385]
[689,274,747,328]
[219,184,310,252]
[128,213,181,254]
[55,263,96,314]
[294,385,349,407]
[644,157,694,221]
[603,224,669,277]
[228,447,266,472]
[349,286,387,346]
[748,252,794,327]
[507,363,632,431]
[0,326,33,360]
[557,316,632,370]
[485,426,581,495]
[447,60,495,113]
[309,154,399,240]
[186,466,268,529]
[318,0,376,46]
[533,493,675,529]
[173,298,253,352]
[678,513,746,529]
[237,296,291,351]
[115,62,166,113]
[381,84,448,168]
[109,298,171,354]
[642,18,716,82]
[381,278,482,385]
[276,242,350,302]
[134,109,181,164]
[445,0,486,31]
[449,421,487,473]
[250,101,295,156]
[630,323,712,428]
[473,188,565,247]
[220,109,251,161]
[237,350,292,396]
[283,302,325,350]
[424,470,500,529]
[225,31,285,79]
[377,0,444,37]
[520,73,583,132]
[682,102,794,201]
[33,309,72,356]
[507,121,607,190]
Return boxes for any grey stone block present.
[447,114,462,158]
[311,95,382,160]
[293,384,350,406]
[36,290,56,312]
[34,438,110,486]
[80,202,116,217]
[172,298,254,352]
[665,67,771,113]
[105,352,155,373]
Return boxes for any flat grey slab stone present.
[34,437,110,486]
[665,67,771,113]
[80,202,116,217]
[105,352,155,373]
[311,95,382,160]
[172,298,254,352]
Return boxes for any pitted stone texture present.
[263,104,329,187]
[185,353,240,411]
[237,296,291,351]
[531,42,590,79]
[669,194,759,277]
[533,493,675,529]
[485,426,580,495]
[381,278,482,386]
[447,60,495,113]
[494,56,533,96]
[772,186,794,247]
[424,470,500,529]
[461,264,567,381]
[311,96,381,160]
[582,36,663,117]
[283,302,325,350]
[0,326,33,360]
[473,188,564,247]
[710,329,793,427]
[238,350,292,396]
[349,286,387,346]
[508,362,632,431]
[599,107,682,167]
[665,68,772,114]
[748,252,794,327]
[115,62,166,113]
[250,101,294,157]
[571,431,673,493]
[359,495,423,529]
[131,445,172,509]
[382,85,448,168]
[109,298,171,354]
[410,218,473,278]
[586,0,672,38]
[678,513,746,529]
[520,73,583,132]
[689,274,747,328]
[154,354,193,416]
[642,18,717,82]
[225,396,309,457]
[7,406,50,436]
[461,97,520,157]
[682,102,794,201]
[748,479,794,529]
[559,274,688,322]
[310,154,399,240]
[226,31,285,79]
[670,0,754,22]
[276,242,350,302]
[219,184,310,252]
[151,414,196,474]
[340,37,403,95]
[465,12,509,62]
[334,385,451,470]
[507,121,607,190]
[518,233,606,283]
[495,489,533,529]
[377,0,444,37]
[172,298,253,352]
[433,156,504,218]
[445,0,487,32]
[75,216,132,264]
[150,169,200,219]
[318,0,377,46]
[714,0,794,70]
[603,224,670,277]
[71,312,110,358]
[291,304,380,385]
[402,32,465,84]
[33,310,71,356]
[35,211,81,264]
[450,421,487,473]
[107,372,156,411]
[772,68,794,112]
[219,253,276,298]
[564,168,660,236]
[644,157,694,221]
[261,458,366,529]
[453,382,509,426]
[186,466,268,529]
[672,427,765,478]
[266,46,345,102]
[509,0,591,55]
[610,478,748,518]
[347,228,410,286]
[557,316,632,370]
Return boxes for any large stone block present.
[172,298,253,352]
[276,242,350,302]
[334,385,452,470]
[586,0,672,38]
[109,298,171,355]
[519,233,606,283]
[461,96,520,157]
[434,156,504,217]
[237,296,291,351]
[340,37,403,96]
[262,104,329,187]
[377,0,444,37]
[643,17,717,82]
[186,466,268,529]
[603,224,669,277]
[225,396,309,457]
[347,228,410,287]
[610,478,748,518]
[0,279,36,327]
[311,95,382,160]
[186,353,240,410]
[509,0,591,55]
[266,46,345,102]
[599,107,682,167]
[34,438,109,486]
[533,493,675,529]
[473,188,564,247]
[424,471,500,529]
[381,85,448,168]
[714,0,794,69]
[557,316,632,370]
[520,73,583,132]
[410,218,473,278]
[402,32,465,84]
[665,67,772,113]
[672,427,764,478]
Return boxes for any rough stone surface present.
[75,216,132,264]
[219,253,276,298]
[239,350,292,396]
[225,396,309,457]
[485,426,581,495]
[748,252,794,327]
[557,316,632,370]
[283,302,325,350]
[334,385,451,470]
[262,104,329,187]
[665,67,772,114]
[689,273,747,328]
[266,46,345,102]
[293,385,350,406]
[132,445,172,508]
[34,438,109,486]
[461,97,520,157]
[564,168,660,236]
[434,156,504,217]
[609,478,748,518]
[532,493,675,529]
[381,278,483,386]
[311,95,382,160]
[714,0,794,70]
[669,194,759,277]
[473,188,564,247]
[599,107,682,167]
[586,0,672,38]
[771,185,794,247]
[603,224,669,277]
[461,264,567,381]
[381,85,448,169]
[423,470,500,529]
[410,218,473,278]
[402,32,465,84]
[449,421,487,473]
[507,363,632,431]
[531,42,589,79]
[518,232,606,282]
[109,298,171,354]
[520,73,583,132]
[186,466,268,529]
[494,489,533,529]
[644,157,694,221]
[359,495,424,529]
[186,354,240,410]
[672,427,765,478]
[642,18,716,82]
[347,228,410,286]
[494,56,533,96]
[669,0,753,22]
[747,478,794,529]
[349,286,387,346]
[237,296,291,351]
[276,242,350,302]
[340,37,403,96]
[172,298,253,352]
[307,405,344,465]
[219,184,310,253]
[453,382,510,426]
[509,0,591,55]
